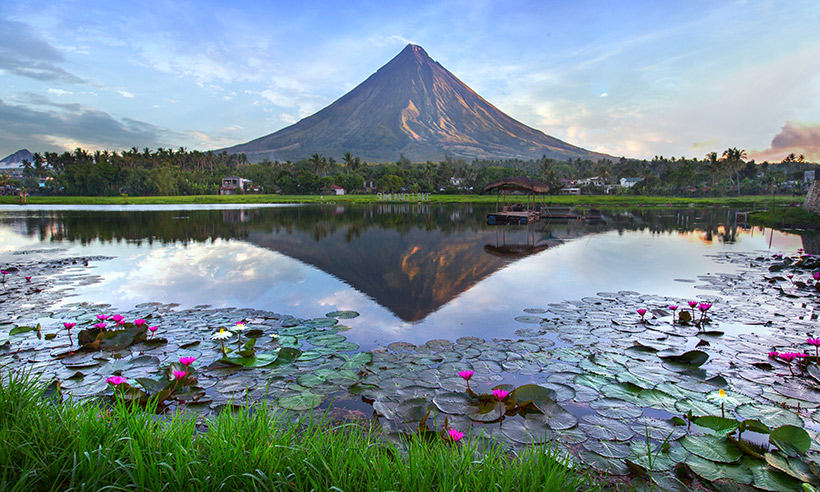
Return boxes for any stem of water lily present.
[220,340,226,357]
[721,401,724,419]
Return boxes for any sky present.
[1,0,819,163]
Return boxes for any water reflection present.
[0,205,815,336]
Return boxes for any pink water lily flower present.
[94,322,107,332]
[179,356,197,366]
[111,315,124,323]
[63,322,76,330]
[447,428,464,442]
[96,314,110,321]
[767,350,779,358]
[669,305,678,323]
[492,389,509,400]
[173,370,187,380]
[459,369,474,390]
[106,376,126,386]
[134,319,146,327]
[25,276,31,282]
[813,272,820,280]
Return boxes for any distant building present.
[330,185,345,195]
[578,176,606,187]
[220,176,252,195]
[805,170,816,183]
[559,187,581,195]
[620,177,643,188]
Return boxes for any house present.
[559,187,581,195]
[220,176,252,195]
[578,176,606,188]
[620,177,643,188]
[330,185,345,195]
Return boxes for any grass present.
[0,193,805,208]
[747,205,820,230]
[0,372,605,492]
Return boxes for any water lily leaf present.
[9,325,37,335]
[600,382,643,405]
[44,333,57,340]
[325,310,359,319]
[739,419,770,435]
[772,381,820,404]
[627,440,688,472]
[433,392,478,415]
[307,333,346,346]
[659,350,709,367]
[583,439,632,459]
[510,384,557,407]
[530,400,578,430]
[764,452,817,482]
[735,404,803,428]
[630,417,686,442]
[750,462,804,492]
[692,416,740,435]
[591,398,643,419]
[340,352,372,369]
[500,419,549,445]
[769,425,811,456]
[278,392,324,411]
[303,317,338,328]
[637,388,679,413]
[680,435,742,463]
[574,373,611,389]
[580,414,633,441]
[675,398,722,417]
[577,450,630,475]
[327,342,359,352]
[514,316,544,324]
[685,454,754,484]
[397,398,432,423]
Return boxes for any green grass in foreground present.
[0,373,604,492]
[0,193,805,207]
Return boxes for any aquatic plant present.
[458,370,474,391]
[148,325,158,338]
[669,305,678,323]
[446,428,464,442]
[179,356,196,367]
[25,276,31,282]
[233,321,248,350]
[96,314,110,321]
[0,270,7,282]
[134,319,146,327]
[688,300,698,318]
[94,322,107,333]
[636,308,647,323]
[807,338,820,362]
[211,327,233,356]
[63,321,76,345]
[697,302,712,325]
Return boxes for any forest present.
[1,146,817,197]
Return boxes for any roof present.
[483,176,550,194]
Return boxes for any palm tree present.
[721,147,747,195]
[706,152,719,187]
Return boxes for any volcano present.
[225,44,608,163]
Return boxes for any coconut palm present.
[721,147,747,195]
[705,152,719,187]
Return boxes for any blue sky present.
[1,0,818,162]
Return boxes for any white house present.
[330,185,345,195]
[220,176,252,195]
[620,177,643,188]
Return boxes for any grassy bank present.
[0,193,805,207]
[0,373,603,492]
[748,206,820,230]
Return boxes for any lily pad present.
[325,311,359,319]
[278,392,325,411]
[769,425,811,456]
[680,435,742,463]
[580,414,633,441]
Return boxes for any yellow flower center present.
[719,389,726,399]
[219,328,225,334]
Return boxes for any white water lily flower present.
[211,328,234,340]
[233,322,247,332]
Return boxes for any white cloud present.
[117,89,134,99]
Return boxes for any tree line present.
[2,146,817,197]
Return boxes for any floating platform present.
[486,210,540,225]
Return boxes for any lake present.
[0,203,811,351]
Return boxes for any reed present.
[0,372,604,492]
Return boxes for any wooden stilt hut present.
[484,177,549,225]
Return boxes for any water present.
[0,203,812,350]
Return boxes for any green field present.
[0,193,806,208]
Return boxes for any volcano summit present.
[226,44,608,163]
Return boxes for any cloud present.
[117,90,135,99]
[0,97,172,153]
[0,18,84,83]
[751,121,820,162]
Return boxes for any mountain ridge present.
[225,44,611,163]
